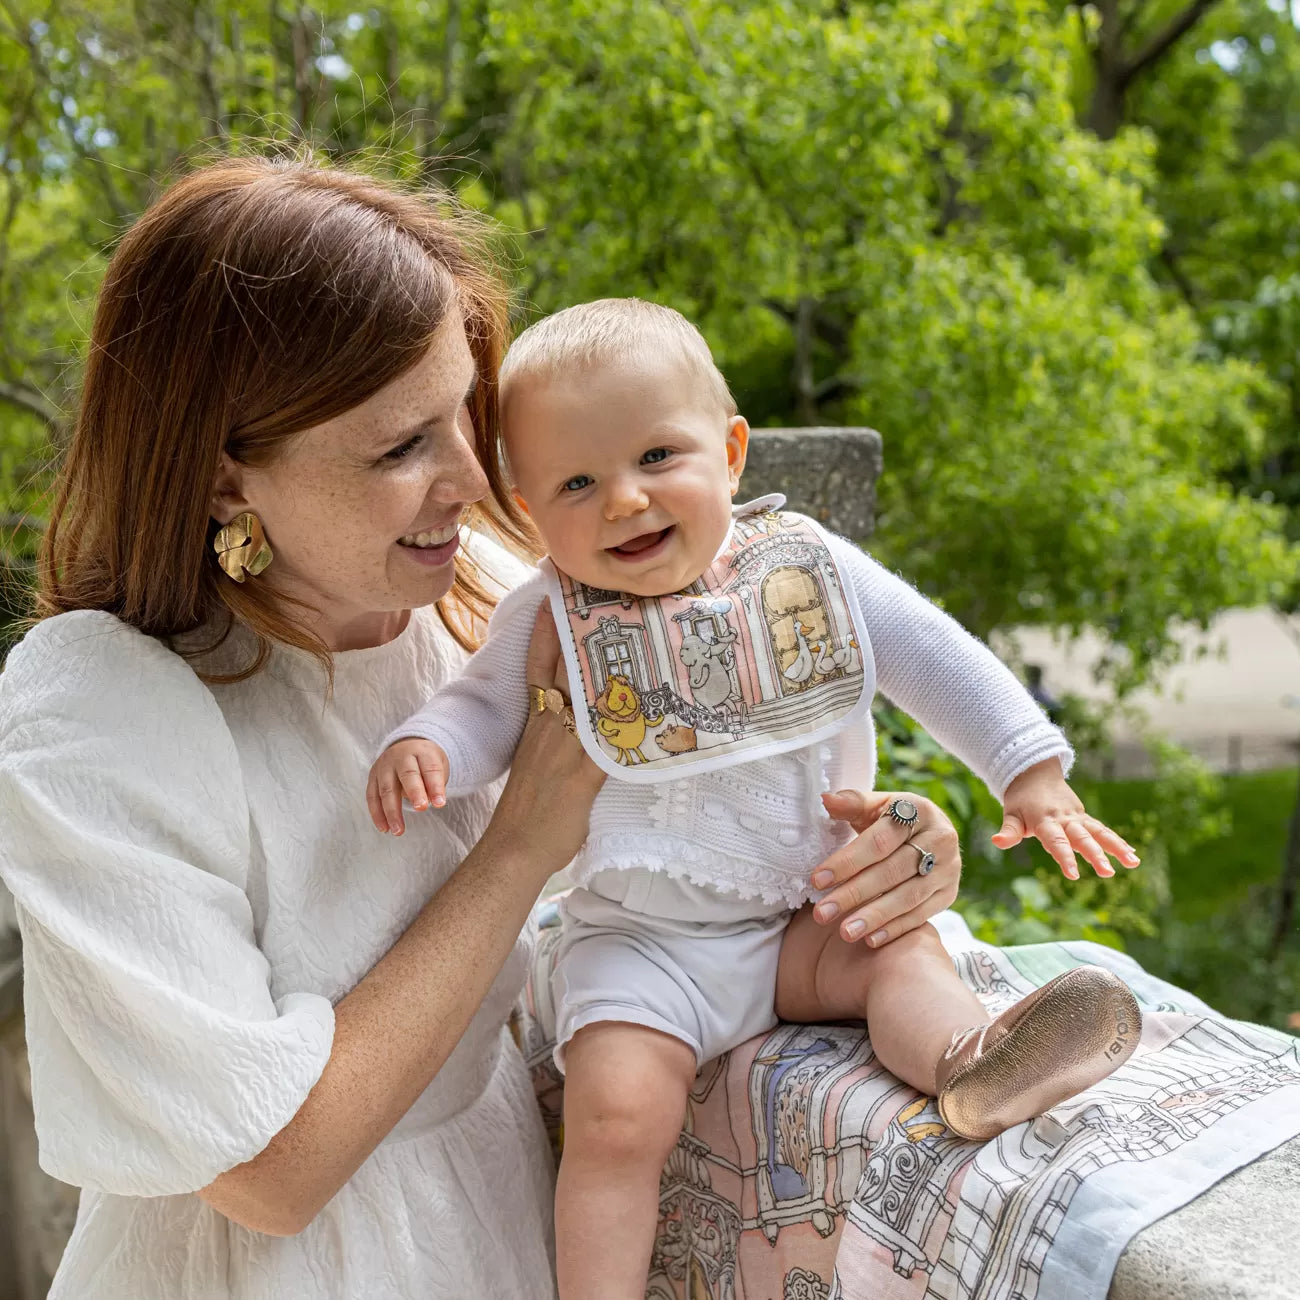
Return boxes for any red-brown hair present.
[35,152,536,681]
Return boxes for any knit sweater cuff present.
[985,729,1075,802]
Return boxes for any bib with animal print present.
[540,496,875,783]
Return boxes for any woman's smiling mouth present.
[607,526,674,560]
[397,522,461,566]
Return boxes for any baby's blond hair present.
[500,298,737,418]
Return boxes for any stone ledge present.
[1109,1137,1300,1300]
[743,426,882,541]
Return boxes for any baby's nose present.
[604,482,650,519]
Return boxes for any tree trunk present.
[1270,765,1300,957]
[793,296,818,426]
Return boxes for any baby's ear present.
[726,416,750,493]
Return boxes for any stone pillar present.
[742,427,882,541]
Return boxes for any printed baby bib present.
[541,497,875,783]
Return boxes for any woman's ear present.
[211,451,252,526]
[725,416,750,495]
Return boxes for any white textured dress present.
[0,544,557,1299]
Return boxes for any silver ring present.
[908,842,936,876]
[887,797,919,829]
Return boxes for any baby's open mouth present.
[608,526,673,558]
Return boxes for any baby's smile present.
[606,525,676,562]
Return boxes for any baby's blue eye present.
[563,475,592,493]
[642,448,670,465]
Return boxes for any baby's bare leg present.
[777,909,988,1094]
[556,1021,697,1300]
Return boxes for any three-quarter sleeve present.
[827,533,1074,798]
[380,573,548,793]
[0,613,335,1197]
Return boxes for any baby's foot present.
[934,965,1140,1141]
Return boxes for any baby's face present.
[504,354,747,596]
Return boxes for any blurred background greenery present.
[0,0,1297,1027]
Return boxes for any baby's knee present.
[565,1077,686,1168]
[562,1029,693,1168]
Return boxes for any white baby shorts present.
[551,867,795,1069]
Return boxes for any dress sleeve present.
[379,572,549,794]
[826,532,1074,799]
[0,613,335,1197]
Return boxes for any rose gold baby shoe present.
[935,964,1141,1141]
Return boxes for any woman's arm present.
[199,609,603,1235]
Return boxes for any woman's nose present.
[434,419,490,505]
[603,479,650,521]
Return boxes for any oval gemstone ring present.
[886,797,920,828]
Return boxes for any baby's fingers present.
[1086,817,1141,869]
[371,766,407,836]
[395,755,434,812]
[1034,817,1081,881]
[365,771,390,834]
[1063,819,1114,879]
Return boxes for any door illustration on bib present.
[761,565,831,697]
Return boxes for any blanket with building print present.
[516,907,1300,1300]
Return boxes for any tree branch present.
[1125,0,1221,83]
[0,380,62,429]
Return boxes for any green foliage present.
[1,0,1295,673]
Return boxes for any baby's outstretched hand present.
[366,739,450,836]
[993,758,1140,881]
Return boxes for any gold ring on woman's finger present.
[529,684,570,716]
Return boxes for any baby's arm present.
[375,574,549,797]
[827,533,1137,877]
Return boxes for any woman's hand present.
[809,789,961,946]
[484,605,605,871]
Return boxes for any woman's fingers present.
[523,603,563,688]
[819,788,896,836]
[810,795,936,890]
[840,889,946,947]
[837,868,945,944]
[814,824,959,924]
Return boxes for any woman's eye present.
[641,447,671,465]
[382,434,425,463]
[563,475,592,493]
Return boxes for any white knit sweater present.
[386,526,1073,908]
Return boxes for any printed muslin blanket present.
[517,908,1300,1299]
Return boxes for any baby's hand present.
[992,758,1140,881]
[366,739,450,836]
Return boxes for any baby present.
[367,299,1142,1300]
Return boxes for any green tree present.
[0,0,1294,695]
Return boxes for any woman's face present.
[215,307,488,650]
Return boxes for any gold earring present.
[213,511,273,582]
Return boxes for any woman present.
[0,156,971,1298]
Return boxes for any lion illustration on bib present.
[594,675,664,765]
